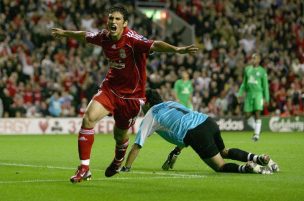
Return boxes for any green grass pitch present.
[0,132,303,201]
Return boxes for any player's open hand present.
[51,28,65,39]
[237,95,243,104]
[263,100,269,107]
[177,44,198,55]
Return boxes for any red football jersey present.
[85,27,154,99]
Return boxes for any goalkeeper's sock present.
[228,149,264,164]
[247,153,269,166]
[78,127,95,165]
[227,148,250,162]
[220,163,240,173]
[114,139,129,162]
[238,165,247,173]
[254,119,262,135]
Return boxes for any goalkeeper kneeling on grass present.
[121,89,279,174]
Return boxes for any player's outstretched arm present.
[151,41,198,55]
[51,28,86,42]
[121,144,142,172]
[162,146,182,171]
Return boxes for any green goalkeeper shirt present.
[237,65,270,102]
[174,79,193,108]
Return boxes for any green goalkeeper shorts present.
[244,93,264,112]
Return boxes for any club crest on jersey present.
[119,49,126,59]
[256,72,260,76]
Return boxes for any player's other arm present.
[173,81,179,102]
[51,28,86,43]
[122,143,142,171]
[150,41,198,55]
[188,83,194,104]
[237,67,247,98]
[121,110,156,171]
[262,70,270,103]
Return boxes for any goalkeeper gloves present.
[162,147,181,171]
[120,166,131,172]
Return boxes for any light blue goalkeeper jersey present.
[135,101,208,147]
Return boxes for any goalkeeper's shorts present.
[183,117,225,159]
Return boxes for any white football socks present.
[81,159,90,166]
[254,119,262,135]
[247,117,256,129]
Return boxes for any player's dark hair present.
[107,4,129,21]
[145,89,163,107]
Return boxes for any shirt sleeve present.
[134,109,158,147]
[132,35,154,54]
[262,69,270,102]
[85,30,104,46]
[237,67,247,97]
[190,81,194,93]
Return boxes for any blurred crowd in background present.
[0,0,304,118]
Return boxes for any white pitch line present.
[0,176,203,184]
[0,162,75,170]
[130,171,205,178]
[0,162,205,179]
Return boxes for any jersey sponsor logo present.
[181,87,191,94]
[108,59,125,69]
[248,76,258,84]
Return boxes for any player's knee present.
[206,162,223,172]
[216,164,228,172]
[114,134,126,143]
[82,111,97,127]
[214,165,223,172]
[113,128,129,143]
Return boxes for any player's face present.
[107,12,127,41]
[251,54,261,66]
[182,71,189,80]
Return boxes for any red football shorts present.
[93,86,145,129]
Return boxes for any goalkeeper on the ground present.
[121,89,278,174]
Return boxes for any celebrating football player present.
[51,5,198,183]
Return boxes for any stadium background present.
[1,0,303,121]
[1,1,304,201]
